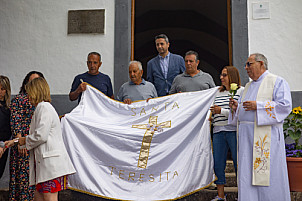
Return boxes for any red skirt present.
[36,175,68,193]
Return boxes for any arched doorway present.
[133,0,232,85]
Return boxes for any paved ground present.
[1,157,302,201]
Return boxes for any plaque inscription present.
[68,9,105,34]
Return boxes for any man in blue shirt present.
[147,34,185,96]
[117,61,157,104]
[69,52,114,102]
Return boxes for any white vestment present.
[229,71,292,201]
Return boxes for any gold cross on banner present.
[132,116,171,169]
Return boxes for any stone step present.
[225,160,236,173]
[0,189,301,201]
[181,187,238,201]
[225,172,237,187]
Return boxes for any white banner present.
[61,85,218,201]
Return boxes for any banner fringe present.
[67,179,216,201]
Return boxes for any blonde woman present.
[0,75,11,177]
[18,77,75,201]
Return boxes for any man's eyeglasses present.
[245,62,255,67]
[220,73,228,77]
[245,61,261,67]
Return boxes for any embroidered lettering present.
[128,172,135,181]
[173,171,179,179]
[140,108,146,116]
[139,174,144,182]
[165,171,171,181]
[165,102,170,111]
[131,108,136,116]
[109,166,116,175]
[172,102,179,109]
[151,106,159,112]
[119,170,125,180]
[109,167,179,183]
[149,174,154,182]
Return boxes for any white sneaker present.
[211,195,227,201]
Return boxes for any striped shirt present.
[212,87,244,133]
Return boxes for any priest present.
[229,53,292,201]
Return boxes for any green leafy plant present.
[284,106,302,157]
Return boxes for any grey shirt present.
[169,70,215,94]
[117,79,158,102]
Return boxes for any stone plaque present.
[68,9,105,34]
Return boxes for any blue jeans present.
[213,131,237,185]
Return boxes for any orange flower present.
[255,157,261,164]
[254,163,259,170]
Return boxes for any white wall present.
[248,0,302,91]
[0,0,115,94]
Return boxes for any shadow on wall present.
[291,91,302,108]
[51,95,78,116]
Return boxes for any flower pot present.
[286,157,302,192]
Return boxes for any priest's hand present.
[243,101,257,111]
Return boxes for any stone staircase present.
[180,160,238,201]
[1,160,302,200]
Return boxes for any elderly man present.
[169,50,215,94]
[229,53,292,201]
[69,52,114,102]
[117,61,157,104]
[147,34,185,96]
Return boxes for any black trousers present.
[0,150,8,179]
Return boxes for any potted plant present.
[283,106,302,192]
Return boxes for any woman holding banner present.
[18,77,75,201]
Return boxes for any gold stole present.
[240,73,277,186]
